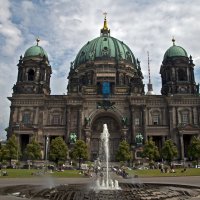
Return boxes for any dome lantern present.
[100,12,110,36]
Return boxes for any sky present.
[0,0,200,140]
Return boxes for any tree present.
[0,142,3,162]
[161,139,178,164]
[49,137,68,165]
[70,140,88,169]
[116,140,132,163]
[25,138,42,163]
[143,137,160,162]
[188,136,200,166]
[4,134,21,166]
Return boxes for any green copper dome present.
[74,17,136,68]
[74,35,136,67]
[24,39,48,59]
[164,39,188,60]
[24,45,48,59]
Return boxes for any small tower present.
[160,38,198,95]
[146,51,154,95]
[13,38,52,95]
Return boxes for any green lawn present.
[1,168,200,178]
[128,168,200,177]
[0,169,84,178]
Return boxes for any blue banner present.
[102,82,110,95]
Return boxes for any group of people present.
[112,167,128,178]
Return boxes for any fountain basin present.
[0,182,200,200]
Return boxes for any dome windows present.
[27,69,35,81]
[178,68,187,81]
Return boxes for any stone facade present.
[7,21,200,161]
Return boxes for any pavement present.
[0,175,200,187]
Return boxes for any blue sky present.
[0,0,200,139]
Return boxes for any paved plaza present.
[0,175,200,187]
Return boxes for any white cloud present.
[0,0,200,139]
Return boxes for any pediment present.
[177,123,199,130]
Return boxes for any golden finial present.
[172,36,175,46]
[36,37,40,46]
[103,12,108,30]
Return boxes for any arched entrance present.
[90,115,121,161]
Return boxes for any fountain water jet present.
[94,124,120,190]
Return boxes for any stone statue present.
[84,117,91,126]
[121,117,128,127]
[135,133,143,145]
[69,132,77,144]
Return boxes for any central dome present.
[74,17,136,68]
[74,35,136,68]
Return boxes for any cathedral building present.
[8,17,200,161]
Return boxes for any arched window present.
[22,113,31,124]
[178,69,187,81]
[181,110,189,124]
[28,69,35,81]
[151,110,160,125]
[52,115,60,125]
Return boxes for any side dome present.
[163,38,188,60]
[24,39,48,59]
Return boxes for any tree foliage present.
[49,137,68,165]
[70,140,88,169]
[161,139,178,163]
[188,136,200,165]
[4,134,21,165]
[116,140,132,162]
[25,138,42,161]
[143,137,160,162]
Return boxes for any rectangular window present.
[182,114,188,124]
[52,115,60,125]
[22,113,31,124]
[153,115,159,125]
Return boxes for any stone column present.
[192,107,195,124]
[179,131,184,160]
[162,136,165,146]
[142,106,147,142]
[131,107,135,144]
[8,106,15,137]
[77,108,82,139]
[169,107,174,139]
[34,107,39,125]
[162,108,165,125]
[187,68,190,81]
[193,107,198,125]
[9,106,15,126]
[66,107,71,142]
[35,68,40,81]
[85,129,91,159]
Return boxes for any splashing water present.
[94,124,120,190]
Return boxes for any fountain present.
[93,124,120,190]
[1,124,200,199]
